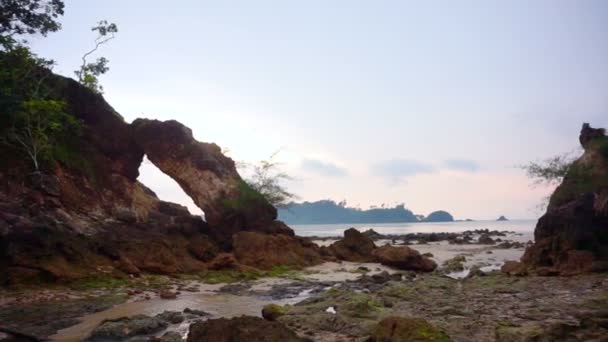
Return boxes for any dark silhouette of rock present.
[372,246,437,272]
[496,215,508,221]
[521,124,608,275]
[0,72,321,285]
[329,228,377,262]
[328,228,436,272]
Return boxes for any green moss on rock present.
[371,316,450,342]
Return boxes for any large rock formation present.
[0,73,321,285]
[327,228,436,271]
[520,123,608,275]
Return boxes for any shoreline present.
[0,228,537,340]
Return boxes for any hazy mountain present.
[278,200,454,225]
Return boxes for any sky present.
[28,0,608,220]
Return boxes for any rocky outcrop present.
[372,245,437,272]
[0,72,321,285]
[521,123,608,275]
[233,231,322,269]
[131,119,282,247]
[328,228,436,272]
[328,228,376,262]
[187,316,303,342]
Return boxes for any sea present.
[291,219,537,238]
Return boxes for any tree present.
[520,152,579,186]
[75,20,118,93]
[241,151,296,208]
[3,98,79,172]
[0,0,65,49]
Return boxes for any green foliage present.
[199,270,263,284]
[75,20,118,93]
[222,179,267,211]
[521,152,578,186]
[240,151,296,208]
[345,292,383,318]
[0,0,65,49]
[0,47,85,174]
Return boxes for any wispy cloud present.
[443,159,480,172]
[371,159,435,183]
[301,159,348,178]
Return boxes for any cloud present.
[371,159,435,182]
[443,159,480,172]
[301,159,348,178]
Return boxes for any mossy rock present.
[371,316,450,342]
[262,304,286,321]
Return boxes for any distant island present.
[278,200,454,225]
[496,215,509,221]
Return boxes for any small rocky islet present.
[0,72,607,341]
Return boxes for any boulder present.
[372,246,437,272]
[370,316,450,342]
[232,231,322,269]
[328,228,376,262]
[87,315,168,341]
[186,316,302,342]
[262,304,286,321]
[478,234,495,245]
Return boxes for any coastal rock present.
[262,304,286,321]
[372,245,437,272]
[159,289,178,300]
[132,118,278,246]
[186,316,302,342]
[501,261,527,276]
[370,316,450,342]
[232,231,322,269]
[478,234,495,245]
[87,315,168,341]
[0,73,323,284]
[328,228,376,262]
[521,124,608,275]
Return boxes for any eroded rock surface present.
[187,316,303,342]
[327,228,436,271]
[0,73,321,285]
[521,123,608,275]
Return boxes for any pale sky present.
[29,0,608,220]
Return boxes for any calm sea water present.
[291,219,537,237]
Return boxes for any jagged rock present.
[0,73,323,284]
[327,228,435,271]
[232,231,322,269]
[186,316,302,342]
[131,118,277,246]
[521,124,608,275]
[372,246,437,272]
[328,228,377,262]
